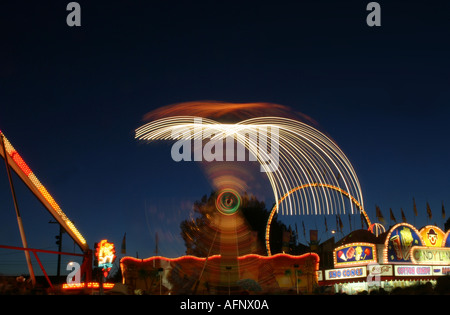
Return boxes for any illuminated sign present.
[95,240,116,277]
[384,223,423,264]
[419,226,445,247]
[325,266,366,280]
[394,265,432,277]
[411,246,450,265]
[334,242,376,267]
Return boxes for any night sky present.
[0,1,449,277]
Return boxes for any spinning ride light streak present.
[215,189,241,216]
[0,131,88,252]
[265,183,371,256]
[136,115,365,218]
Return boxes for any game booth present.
[318,223,450,294]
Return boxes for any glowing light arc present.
[265,183,371,256]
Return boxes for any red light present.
[10,151,32,176]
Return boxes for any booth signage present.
[367,264,393,277]
[325,266,366,280]
[386,224,422,263]
[431,266,450,276]
[334,243,376,267]
[394,265,432,276]
[419,226,445,247]
[95,239,116,278]
[411,246,450,265]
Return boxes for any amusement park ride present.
[0,130,95,290]
[125,105,373,294]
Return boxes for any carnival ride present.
[129,102,378,293]
[265,183,371,256]
[136,113,368,257]
[0,130,92,289]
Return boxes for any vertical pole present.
[158,267,163,295]
[57,224,62,281]
[0,134,36,286]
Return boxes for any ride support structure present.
[0,130,92,288]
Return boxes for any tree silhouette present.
[180,191,301,257]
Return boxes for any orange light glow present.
[62,282,115,290]
[142,101,301,122]
[120,253,320,293]
[265,183,371,256]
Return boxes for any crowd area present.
[0,276,46,295]
[1,274,450,295]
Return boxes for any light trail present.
[265,183,371,256]
[136,115,365,219]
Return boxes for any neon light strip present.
[0,131,87,248]
[62,282,115,290]
[121,252,319,264]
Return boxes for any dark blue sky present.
[0,1,449,276]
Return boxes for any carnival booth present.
[121,253,319,295]
[319,223,450,294]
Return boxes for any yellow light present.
[62,282,115,290]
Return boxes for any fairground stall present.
[120,253,319,295]
[318,223,450,294]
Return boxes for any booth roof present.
[335,229,385,247]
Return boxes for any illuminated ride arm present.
[0,130,88,253]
